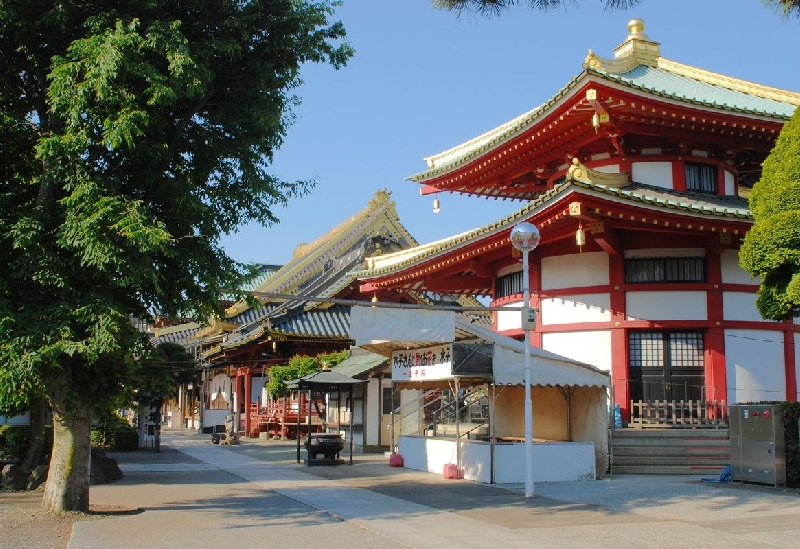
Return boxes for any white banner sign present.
[391,344,453,382]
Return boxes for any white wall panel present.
[723,292,761,322]
[631,161,673,189]
[721,249,758,284]
[542,331,612,372]
[542,252,608,290]
[627,291,707,321]
[496,301,523,331]
[540,294,611,325]
[724,169,735,196]
[725,329,785,403]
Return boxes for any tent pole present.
[296,391,301,464]
[349,387,355,464]
[455,376,460,473]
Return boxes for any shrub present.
[92,414,139,451]
[780,402,800,488]
[0,426,30,462]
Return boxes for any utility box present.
[729,404,785,486]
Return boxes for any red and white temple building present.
[356,19,800,427]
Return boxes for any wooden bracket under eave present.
[590,220,624,257]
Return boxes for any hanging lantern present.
[592,112,600,133]
[576,223,586,252]
[433,197,441,214]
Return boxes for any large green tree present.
[740,107,800,320]
[431,0,800,18]
[0,0,352,513]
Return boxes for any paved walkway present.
[70,430,800,548]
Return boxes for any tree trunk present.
[41,394,92,514]
[20,396,49,473]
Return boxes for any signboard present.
[391,344,453,382]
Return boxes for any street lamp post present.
[510,221,541,498]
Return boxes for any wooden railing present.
[629,399,727,428]
[248,398,324,439]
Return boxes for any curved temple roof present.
[409,19,800,186]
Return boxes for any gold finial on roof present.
[626,18,649,41]
[586,18,661,74]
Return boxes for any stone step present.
[612,445,730,458]
[609,428,730,475]
[612,439,730,449]
[613,454,728,466]
[612,428,729,438]
[611,464,727,475]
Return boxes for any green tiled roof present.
[596,65,797,118]
[332,347,387,378]
[357,180,753,280]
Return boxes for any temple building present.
[355,19,800,430]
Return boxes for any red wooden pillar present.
[705,243,727,408]
[608,255,628,419]
[784,321,797,402]
[244,368,253,436]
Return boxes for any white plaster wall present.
[365,378,381,446]
[594,163,620,173]
[250,376,266,403]
[497,264,521,278]
[724,169,735,196]
[496,301,524,332]
[542,252,608,290]
[540,293,611,325]
[542,331,612,373]
[204,409,230,430]
[631,161,673,189]
[725,329,786,403]
[627,291,707,321]
[398,436,596,483]
[721,249,759,284]
[723,292,762,322]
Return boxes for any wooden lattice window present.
[495,271,523,298]
[625,257,705,284]
[685,162,717,194]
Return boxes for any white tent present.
[350,307,611,481]
[350,307,610,388]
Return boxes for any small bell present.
[576,223,586,252]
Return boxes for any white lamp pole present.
[510,221,540,498]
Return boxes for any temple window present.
[685,162,717,194]
[496,271,523,298]
[628,331,705,402]
[625,257,705,284]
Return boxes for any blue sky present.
[219,0,800,266]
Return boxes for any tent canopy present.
[349,307,609,389]
[286,369,367,393]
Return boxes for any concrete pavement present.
[70,429,800,548]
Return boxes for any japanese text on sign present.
[391,344,453,382]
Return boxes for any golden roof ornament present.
[584,19,661,74]
[566,158,630,188]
